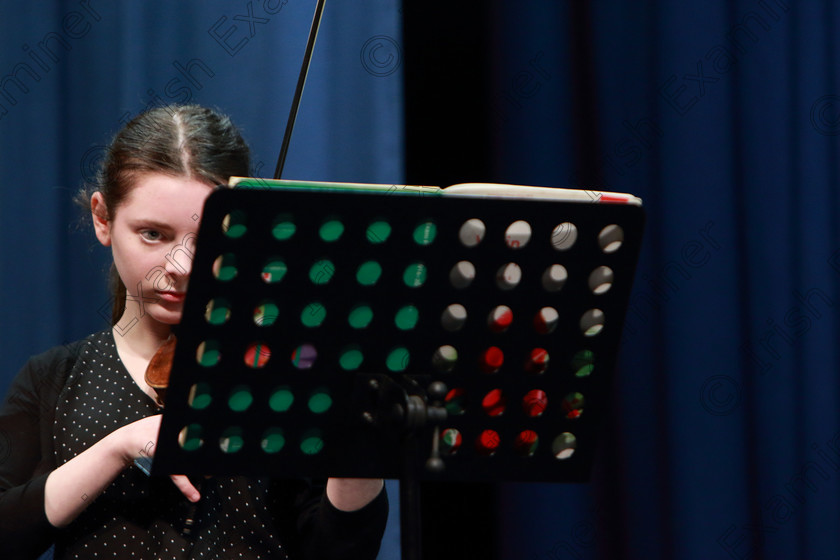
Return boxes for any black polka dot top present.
[52,330,298,559]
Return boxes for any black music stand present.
[152,183,645,559]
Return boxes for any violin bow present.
[274,0,327,180]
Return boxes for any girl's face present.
[92,173,214,330]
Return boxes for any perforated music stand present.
[152,182,645,558]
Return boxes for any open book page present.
[227,177,441,195]
[442,183,642,205]
[227,177,641,206]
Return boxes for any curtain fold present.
[488,1,840,559]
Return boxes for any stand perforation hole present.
[534,307,559,334]
[348,305,373,329]
[441,304,467,332]
[253,301,279,327]
[310,260,335,285]
[395,305,419,330]
[459,218,486,247]
[366,220,392,244]
[482,389,506,416]
[476,430,500,456]
[551,222,578,251]
[525,348,549,374]
[386,347,410,372]
[319,219,344,242]
[542,264,568,292]
[580,309,605,336]
[300,430,324,455]
[212,253,237,281]
[301,303,326,327]
[188,383,212,410]
[413,220,437,245]
[480,346,504,373]
[572,350,595,378]
[588,266,614,295]
[440,428,463,455]
[308,389,333,414]
[356,261,382,286]
[271,215,296,241]
[562,392,585,419]
[514,430,539,457]
[552,432,577,460]
[450,260,476,289]
[222,210,247,239]
[403,262,428,288]
[488,305,513,333]
[599,224,624,253]
[178,424,204,451]
[496,263,522,290]
[220,427,244,453]
[269,387,295,412]
[228,385,253,411]
[523,389,548,417]
[261,428,286,453]
[196,340,221,367]
[261,258,287,284]
[433,345,458,372]
[339,346,364,371]
[291,344,317,370]
[444,388,466,415]
[244,342,271,368]
[505,220,532,249]
[205,298,231,325]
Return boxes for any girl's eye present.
[141,230,162,241]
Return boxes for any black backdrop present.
[405,2,840,560]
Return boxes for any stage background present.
[2,1,840,560]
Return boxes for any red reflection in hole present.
[481,389,506,416]
[480,346,504,373]
[523,390,548,417]
[476,429,500,455]
[525,348,549,374]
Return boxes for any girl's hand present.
[114,415,200,502]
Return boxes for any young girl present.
[0,105,387,559]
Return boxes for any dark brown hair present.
[76,105,250,324]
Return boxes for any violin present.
[141,0,327,405]
[144,334,176,407]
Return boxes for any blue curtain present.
[0,0,402,558]
[491,1,840,559]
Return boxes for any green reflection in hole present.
[300,432,324,455]
[229,386,253,412]
[309,259,335,285]
[262,259,287,284]
[395,305,419,330]
[272,218,295,240]
[188,383,212,410]
[348,305,373,329]
[269,388,294,412]
[308,391,332,414]
[403,262,427,288]
[319,220,344,242]
[387,347,410,372]
[356,261,382,286]
[340,348,364,371]
[366,220,391,244]
[301,303,326,327]
[413,221,437,245]
[220,427,244,453]
[261,428,285,453]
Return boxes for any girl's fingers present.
[170,474,201,502]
